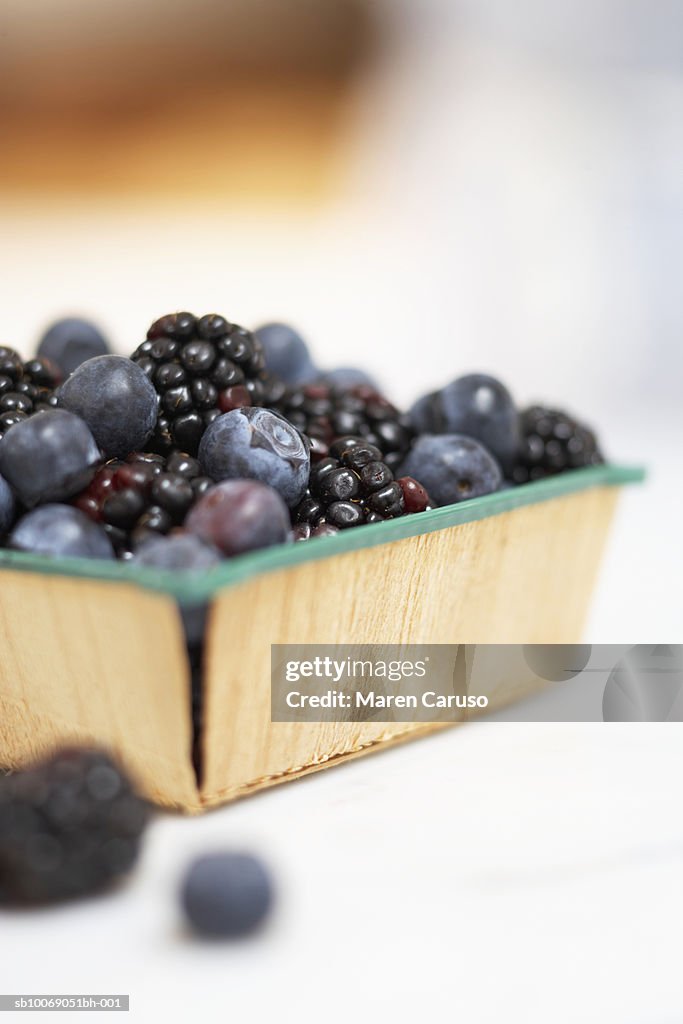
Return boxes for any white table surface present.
[3,723,682,1024]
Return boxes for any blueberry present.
[181,852,274,938]
[133,533,221,571]
[0,473,16,535]
[0,409,100,507]
[408,391,440,434]
[254,323,317,385]
[9,505,114,560]
[133,533,219,643]
[57,355,158,458]
[411,374,520,474]
[185,480,290,557]
[37,317,110,377]
[198,407,310,508]
[322,367,378,390]
[398,434,502,506]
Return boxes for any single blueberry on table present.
[254,322,318,385]
[9,505,115,560]
[410,374,520,475]
[185,479,290,558]
[198,407,310,508]
[0,408,100,507]
[0,473,16,535]
[398,434,502,506]
[57,355,158,458]
[181,852,274,938]
[37,317,110,377]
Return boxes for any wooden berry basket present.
[0,465,643,812]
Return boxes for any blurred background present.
[2,4,683,1022]
[1,0,681,631]
[2,0,682,406]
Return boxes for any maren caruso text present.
[285,690,489,710]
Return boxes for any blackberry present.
[292,522,340,541]
[130,312,267,456]
[0,346,61,440]
[292,436,432,531]
[513,405,604,483]
[266,381,413,471]
[73,450,214,556]
[0,748,150,905]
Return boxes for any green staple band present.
[0,464,645,606]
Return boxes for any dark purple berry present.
[185,480,290,557]
[0,748,149,905]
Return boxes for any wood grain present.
[0,573,198,809]
[201,486,619,807]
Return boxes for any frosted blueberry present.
[254,322,317,385]
[57,355,158,458]
[9,505,114,560]
[198,407,309,508]
[398,434,502,506]
[133,533,221,571]
[322,366,378,390]
[0,409,100,507]
[37,317,110,377]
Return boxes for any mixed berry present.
[0,312,607,911]
[0,311,604,566]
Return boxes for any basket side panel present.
[0,573,199,809]
[201,486,619,806]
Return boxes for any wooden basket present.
[0,466,643,812]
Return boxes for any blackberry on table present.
[292,436,432,532]
[0,748,149,905]
[513,405,604,483]
[73,451,214,556]
[131,312,267,456]
[0,346,60,441]
[266,381,414,471]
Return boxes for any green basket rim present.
[0,464,645,605]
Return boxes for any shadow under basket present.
[0,465,643,812]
